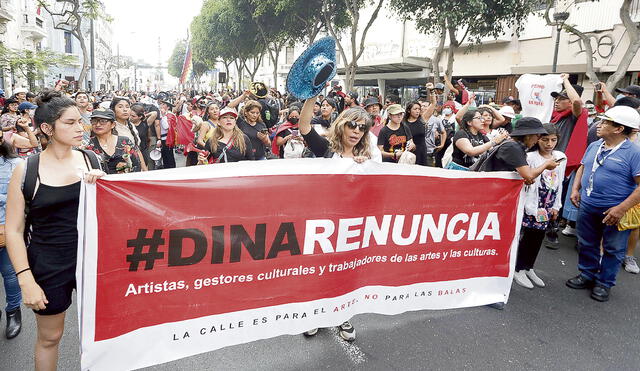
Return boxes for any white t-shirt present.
[515,74,563,123]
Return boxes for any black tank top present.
[27,181,81,287]
[29,181,81,247]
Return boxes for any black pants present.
[516,227,546,271]
[435,135,452,168]
[161,139,176,169]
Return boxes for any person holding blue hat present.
[289,37,382,341]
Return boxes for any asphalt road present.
[1,233,638,371]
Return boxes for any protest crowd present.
[0,53,639,369]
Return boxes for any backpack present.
[22,149,101,243]
[469,142,506,172]
[259,99,280,128]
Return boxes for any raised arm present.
[444,75,459,96]
[227,91,249,109]
[299,98,316,135]
[560,73,583,117]
[455,92,476,124]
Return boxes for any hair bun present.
[35,89,64,106]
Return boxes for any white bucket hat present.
[597,105,640,129]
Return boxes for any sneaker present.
[303,328,319,337]
[525,269,545,287]
[623,256,640,274]
[514,270,534,289]
[338,321,356,341]
[561,225,577,237]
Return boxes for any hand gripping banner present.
[77,159,525,370]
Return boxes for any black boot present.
[6,308,21,339]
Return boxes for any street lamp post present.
[552,11,570,73]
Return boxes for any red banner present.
[78,159,524,370]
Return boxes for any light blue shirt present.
[580,139,640,208]
[0,157,22,224]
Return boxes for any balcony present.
[21,14,47,40]
[0,0,14,24]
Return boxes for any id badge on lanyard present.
[586,140,626,197]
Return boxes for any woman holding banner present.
[4,89,104,370]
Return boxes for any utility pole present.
[117,44,120,90]
[90,18,96,91]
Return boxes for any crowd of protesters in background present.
[0,74,638,362]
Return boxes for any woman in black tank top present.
[4,89,104,370]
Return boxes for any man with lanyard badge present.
[567,106,640,302]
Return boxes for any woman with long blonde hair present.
[296,90,381,342]
[299,96,380,163]
[197,107,254,164]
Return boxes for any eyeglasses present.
[91,119,112,125]
[345,121,369,131]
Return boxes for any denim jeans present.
[0,247,21,311]
[577,201,631,288]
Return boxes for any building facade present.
[0,0,113,94]
[223,0,640,104]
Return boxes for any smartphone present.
[555,157,566,163]
[595,82,602,91]
[291,129,300,137]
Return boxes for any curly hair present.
[327,107,372,158]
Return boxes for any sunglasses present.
[345,121,369,131]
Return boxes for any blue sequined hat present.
[286,37,337,100]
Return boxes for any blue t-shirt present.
[580,139,640,208]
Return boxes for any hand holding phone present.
[555,157,566,163]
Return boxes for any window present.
[64,31,72,53]
[285,47,294,65]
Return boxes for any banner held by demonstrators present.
[78,159,524,371]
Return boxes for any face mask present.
[289,117,299,124]
[442,108,453,115]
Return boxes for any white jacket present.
[524,150,566,216]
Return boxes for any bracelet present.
[15,268,30,277]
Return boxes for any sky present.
[104,0,203,66]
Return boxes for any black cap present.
[363,97,382,109]
[615,84,640,98]
[510,117,548,137]
[551,84,584,99]
[613,96,640,109]
[90,110,115,121]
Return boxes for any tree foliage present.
[544,0,640,89]
[0,45,76,90]
[390,0,538,80]
[323,0,386,92]
[38,0,110,89]
[167,39,208,80]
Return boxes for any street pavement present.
[1,233,638,370]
